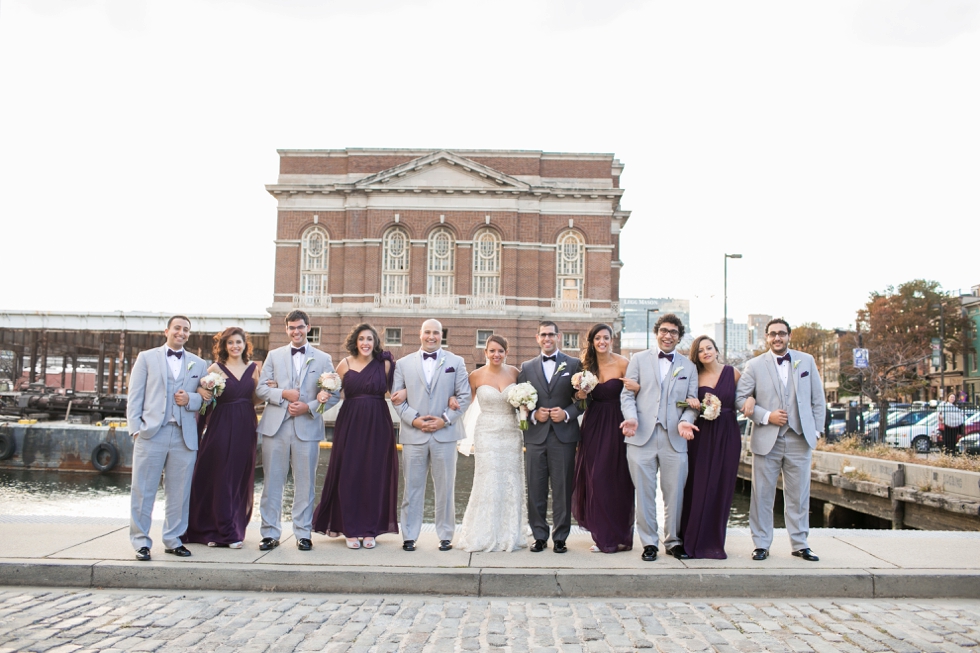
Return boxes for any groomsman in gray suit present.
[518,320,582,554]
[620,313,699,562]
[392,319,471,552]
[736,318,825,562]
[127,315,208,561]
[255,310,339,552]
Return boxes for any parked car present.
[958,432,979,455]
[869,409,932,440]
[884,413,940,453]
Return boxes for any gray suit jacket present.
[620,349,699,451]
[735,348,825,455]
[127,345,206,450]
[255,344,338,441]
[517,352,582,445]
[392,349,471,444]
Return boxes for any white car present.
[884,413,939,453]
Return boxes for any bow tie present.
[422,352,438,361]
[658,351,674,362]
[542,355,557,362]
[776,354,791,365]
[291,346,306,356]
[167,349,183,359]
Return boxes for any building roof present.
[0,311,270,333]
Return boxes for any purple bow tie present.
[167,349,183,359]
[423,352,437,361]
[291,346,306,356]
[658,351,673,362]
[777,354,791,365]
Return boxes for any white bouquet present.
[507,382,538,431]
[677,393,723,421]
[571,370,599,410]
[199,372,226,415]
[315,372,342,414]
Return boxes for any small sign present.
[853,348,869,369]
[931,338,942,367]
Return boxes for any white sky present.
[1,0,977,333]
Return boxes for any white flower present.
[556,361,567,374]
[317,372,342,392]
[186,362,195,371]
[673,368,681,378]
[305,357,314,366]
[794,360,801,370]
[572,371,599,393]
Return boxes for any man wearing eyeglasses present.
[620,313,699,562]
[736,318,825,563]
[518,320,582,553]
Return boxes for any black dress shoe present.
[553,540,567,554]
[752,548,769,561]
[135,547,151,561]
[792,548,819,562]
[439,540,453,551]
[641,545,658,562]
[402,540,416,551]
[530,539,547,553]
[259,537,279,551]
[666,546,690,560]
[164,545,191,557]
[296,538,312,551]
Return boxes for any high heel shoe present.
[363,537,376,549]
[346,538,361,549]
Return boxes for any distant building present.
[703,319,749,359]
[620,298,691,355]
[747,313,772,351]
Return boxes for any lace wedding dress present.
[457,384,529,552]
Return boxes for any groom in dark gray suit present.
[518,320,582,553]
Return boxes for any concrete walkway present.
[2,517,979,599]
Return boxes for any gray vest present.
[165,359,185,426]
[780,365,804,437]
[656,368,671,429]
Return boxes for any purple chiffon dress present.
[312,353,399,538]
[680,364,741,559]
[571,378,635,552]
[184,362,257,546]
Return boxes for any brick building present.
[266,148,629,368]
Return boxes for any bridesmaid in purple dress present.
[571,323,636,553]
[185,327,259,549]
[680,335,742,559]
[312,323,397,550]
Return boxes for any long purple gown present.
[680,364,741,559]
[184,362,257,546]
[571,378,635,552]
[312,353,399,538]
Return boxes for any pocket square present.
[801,371,809,378]
[561,372,570,377]
[191,375,199,379]
[445,367,455,373]
[678,377,687,381]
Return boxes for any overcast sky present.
[1,0,977,334]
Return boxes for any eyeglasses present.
[658,329,679,336]
[767,331,789,338]
[538,332,558,338]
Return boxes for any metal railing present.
[293,294,331,308]
[551,298,591,314]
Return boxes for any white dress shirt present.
[657,349,674,382]
[166,349,184,380]
[421,348,442,385]
[291,343,308,379]
[541,350,561,383]
[759,350,790,425]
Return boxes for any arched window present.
[382,227,410,296]
[556,230,585,300]
[426,228,455,297]
[471,228,501,297]
[300,226,329,303]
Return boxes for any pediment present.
[354,151,530,191]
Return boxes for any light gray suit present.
[620,349,699,551]
[392,349,471,542]
[127,345,206,551]
[736,348,825,551]
[255,344,338,541]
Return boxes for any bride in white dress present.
[456,335,528,552]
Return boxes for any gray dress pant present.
[260,422,320,541]
[525,430,577,542]
[400,439,458,542]
[750,430,811,551]
[626,425,688,550]
[130,424,197,550]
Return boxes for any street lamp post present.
[723,254,742,362]
[645,308,660,350]
[933,302,946,400]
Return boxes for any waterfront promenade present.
[2,517,979,600]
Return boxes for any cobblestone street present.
[1,589,979,653]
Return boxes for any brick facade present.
[267,149,630,369]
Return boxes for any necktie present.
[291,346,306,356]
[658,351,673,362]
[167,349,183,359]
[423,352,437,360]
[542,355,557,362]
[777,354,791,365]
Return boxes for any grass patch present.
[818,436,980,473]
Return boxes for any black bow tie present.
[423,352,438,361]
[658,351,674,362]
[776,354,791,365]
[167,349,183,359]
[291,346,306,356]
[542,355,557,362]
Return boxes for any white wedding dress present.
[457,384,529,552]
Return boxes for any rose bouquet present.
[507,382,538,431]
[677,393,723,421]
[571,370,599,410]
[199,372,226,415]
[315,372,342,414]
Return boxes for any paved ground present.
[2,588,980,653]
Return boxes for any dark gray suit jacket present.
[517,351,582,445]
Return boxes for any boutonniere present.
[305,357,314,367]
[186,362,195,371]
[673,368,681,378]
[556,362,567,374]
[437,357,446,370]
[793,360,801,370]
